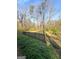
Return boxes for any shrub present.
[17,33,59,59]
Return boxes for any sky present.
[17,0,61,20]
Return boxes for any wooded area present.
[17,0,61,59]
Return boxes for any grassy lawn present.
[17,32,59,59]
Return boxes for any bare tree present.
[37,0,48,40]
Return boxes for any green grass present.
[17,33,59,59]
